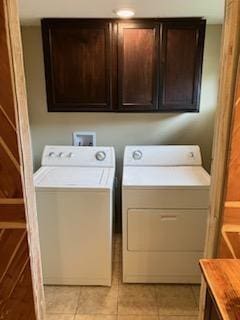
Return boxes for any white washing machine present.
[34,146,115,286]
[122,145,210,284]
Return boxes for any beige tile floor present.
[45,234,200,320]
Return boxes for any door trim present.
[3,0,45,319]
[200,0,240,319]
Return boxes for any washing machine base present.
[36,190,113,286]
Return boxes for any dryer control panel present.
[41,146,115,167]
[124,145,202,167]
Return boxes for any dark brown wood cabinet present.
[42,19,113,111]
[160,21,206,111]
[117,22,159,111]
[41,18,206,113]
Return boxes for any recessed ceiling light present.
[115,9,135,19]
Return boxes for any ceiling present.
[19,0,224,25]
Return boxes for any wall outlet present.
[72,131,96,146]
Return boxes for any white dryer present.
[34,146,115,286]
[122,145,210,284]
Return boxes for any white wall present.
[21,25,222,174]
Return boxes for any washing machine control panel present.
[42,146,115,167]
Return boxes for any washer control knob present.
[133,150,142,160]
[189,152,194,158]
[58,152,65,158]
[67,152,74,158]
[48,152,56,158]
[95,151,106,161]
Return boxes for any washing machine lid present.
[34,166,114,190]
[123,166,210,189]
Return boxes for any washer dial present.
[132,150,143,160]
[95,151,106,161]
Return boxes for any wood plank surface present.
[0,203,25,223]
[0,3,16,125]
[200,259,240,320]
[225,201,240,208]
[221,224,240,258]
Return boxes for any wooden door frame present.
[2,0,240,319]
[199,0,240,318]
[3,0,45,319]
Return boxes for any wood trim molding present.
[225,201,240,208]
[3,0,45,319]
[0,222,26,229]
[0,199,24,204]
[205,0,240,259]
[199,0,240,319]
[221,224,240,258]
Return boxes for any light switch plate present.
[72,131,96,146]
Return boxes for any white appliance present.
[34,146,115,286]
[122,145,210,284]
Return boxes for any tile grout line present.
[190,284,200,310]
[116,236,121,320]
[74,285,82,319]
[155,284,161,320]
[117,277,119,319]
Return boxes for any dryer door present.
[127,208,207,252]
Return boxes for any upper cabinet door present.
[117,21,159,111]
[41,19,112,112]
[160,20,206,112]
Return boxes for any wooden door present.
[117,21,159,111]
[0,0,44,319]
[160,20,205,112]
[42,19,113,112]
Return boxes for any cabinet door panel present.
[42,20,112,111]
[118,22,159,111]
[160,21,205,112]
